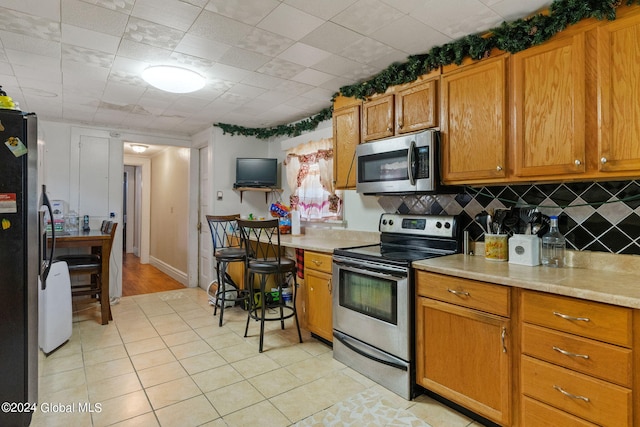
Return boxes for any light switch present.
[216,191,223,200]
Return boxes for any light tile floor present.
[32,288,481,427]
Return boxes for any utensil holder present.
[485,234,508,261]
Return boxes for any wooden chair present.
[56,221,117,323]
[237,219,302,352]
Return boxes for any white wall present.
[41,116,386,297]
[40,119,191,297]
[210,127,271,217]
[272,119,384,233]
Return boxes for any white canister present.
[508,235,541,266]
[291,210,301,235]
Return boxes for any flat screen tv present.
[235,158,278,187]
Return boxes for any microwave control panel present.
[415,146,430,179]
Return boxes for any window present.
[284,138,343,221]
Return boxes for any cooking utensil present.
[474,211,489,234]
[503,210,519,234]
[493,209,507,234]
[535,214,551,238]
[519,208,536,234]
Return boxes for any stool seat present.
[247,257,295,273]
[56,254,101,271]
[214,247,246,261]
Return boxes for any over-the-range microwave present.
[356,129,457,195]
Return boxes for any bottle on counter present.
[541,215,565,267]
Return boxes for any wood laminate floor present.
[122,252,185,296]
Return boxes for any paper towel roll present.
[291,210,301,235]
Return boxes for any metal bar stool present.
[237,219,302,352]
[206,214,247,327]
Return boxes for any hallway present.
[122,253,186,297]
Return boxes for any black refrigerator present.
[0,110,40,426]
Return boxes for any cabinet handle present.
[397,122,403,129]
[553,385,590,402]
[601,157,608,164]
[574,159,581,166]
[552,346,590,359]
[311,259,323,266]
[447,288,470,297]
[496,165,503,172]
[387,126,393,132]
[553,311,590,322]
[501,327,507,353]
[328,278,332,294]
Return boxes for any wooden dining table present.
[48,229,113,325]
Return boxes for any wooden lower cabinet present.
[521,396,598,427]
[521,356,632,426]
[520,290,635,426]
[304,251,333,342]
[415,272,639,427]
[416,272,511,425]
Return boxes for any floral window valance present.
[284,138,342,221]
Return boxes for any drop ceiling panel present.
[0,0,553,136]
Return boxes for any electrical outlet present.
[217,191,223,200]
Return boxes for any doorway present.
[123,144,189,296]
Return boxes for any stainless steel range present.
[332,213,461,400]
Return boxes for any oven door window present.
[358,149,408,183]
[338,268,397,325]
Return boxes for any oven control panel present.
[379,213,456,238]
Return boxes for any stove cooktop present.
[333,213,462,266]
[333,243,448,266]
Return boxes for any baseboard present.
[149,256,188,286]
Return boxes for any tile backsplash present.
[378,180,640,256]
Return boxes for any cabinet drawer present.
[416,271,509,316]
[521,290,632,347]
[521,356,632,426]
[304,251,333,274]
[521,396,598,427]
[522,323,632,387]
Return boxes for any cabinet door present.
[512,33,586,177]
[396,79,437,134]
[596,12,640,172]
[416,297,511,425]
[361,94,394,142]
[305,269,333,342]
[441,56,508,183]
[333,104,360,189]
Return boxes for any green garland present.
[215,0,639,140]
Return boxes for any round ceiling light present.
[142,65,206,94]
[130,144,148,153]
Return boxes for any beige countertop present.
[413,253,640,309]
[273,229,379,253]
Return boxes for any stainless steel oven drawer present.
[333,330,412,400]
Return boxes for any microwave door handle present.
[407,139,416,185]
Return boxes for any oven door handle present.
[332,260,407,279]
[334,330,408,371]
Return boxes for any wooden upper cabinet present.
[441,55,508,183]
[511,32,586,177]
[361,93,394,142]
[395,79,438,134]
[596,10,640,173]
[361,75,439,142]
[333,100,361,189]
